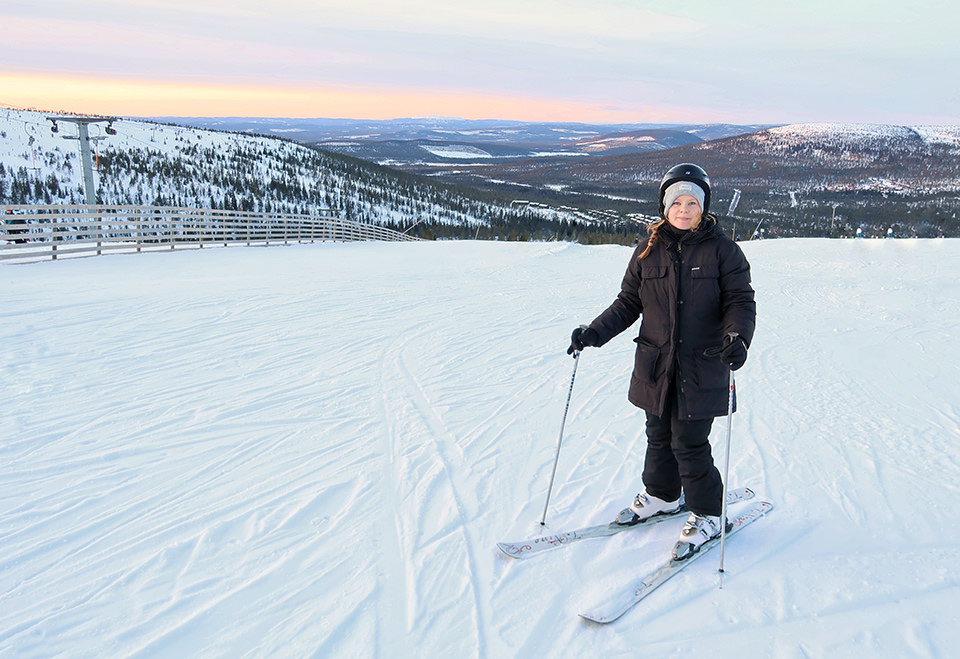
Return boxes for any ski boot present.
[672,513,724,561]
[615,491,681,526]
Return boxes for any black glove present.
[567,326,598,355]
[720,332,748,371]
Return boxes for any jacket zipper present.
[674,240,686,412]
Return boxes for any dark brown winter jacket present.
[587,217,756,420]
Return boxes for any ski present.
[497,487,755,559]
[578,500,773,624]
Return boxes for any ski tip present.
[579,612,607,624]
[579,611,620,625]
[496,542,528,559]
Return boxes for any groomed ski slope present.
[2,238,958,657]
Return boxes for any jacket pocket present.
[639,264,668,300]
[689,262,719,279]
[641,263,669,278]
[688,261,721,309]
[632,337,661,384]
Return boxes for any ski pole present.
[718,367,735,586]
[540,350,580,527]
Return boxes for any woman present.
[568,163,756,559]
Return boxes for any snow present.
[580,135,657,152]
[2,238,959,656]
[767,123,912,141]
[418,144,494,159]
[911,126,960,147]
[766,122,960,148]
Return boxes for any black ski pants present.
[641,384,723,517]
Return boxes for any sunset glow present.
[0,73,717,123]
[3,1,959,124]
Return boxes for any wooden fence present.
[0,204,419,263]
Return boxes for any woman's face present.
[666,194,702,230]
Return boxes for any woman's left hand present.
[720,333,748,370]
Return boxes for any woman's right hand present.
[567,325,598,355]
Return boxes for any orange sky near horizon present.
[0,72,714,124]
[3,2,959,126]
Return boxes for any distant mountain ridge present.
[5,109,959,239]
[149,117,773,164]
[448,122,960,191]
[407,121,960,238]
[149,116,771,145]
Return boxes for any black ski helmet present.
[658,163,711,218]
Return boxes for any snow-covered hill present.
[764,122,960,148]
[2,238,958,656]
[0,108,552,237]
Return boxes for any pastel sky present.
[3,0,958,124]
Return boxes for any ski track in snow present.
[2,239,959,657]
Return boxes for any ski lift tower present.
[47,115,118,205]
[727,189,741,239]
